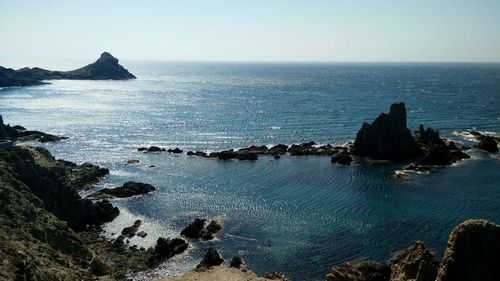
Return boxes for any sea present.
[1,62,499,280]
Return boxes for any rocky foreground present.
[0,52,135,87]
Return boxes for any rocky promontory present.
[0,52,136,87]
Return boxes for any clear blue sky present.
[1,0,500,62]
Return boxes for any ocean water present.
[1,62,500,280]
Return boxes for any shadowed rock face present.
[351,103,422,160]
[390,241,439,281]
[436,220,500,281]
[0,52,135,87]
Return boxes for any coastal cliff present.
[0,52,135,87]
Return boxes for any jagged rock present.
[87,181,155,200]
[476,136,498,153]
[138,146,166,152]
[436,220,500,281]
[230,256,243,268]
[121,220,142,237]
[331,151,353,165]
[168,147,183,153]
[196,248,224,271]
[0,52,135,87]
[262,271,291,281]
[390,241,439,281]
[149,237,188,266]
[351,103,422,160]
[181,218,206,239]
[325,261,390,281]
[414,124,445,148]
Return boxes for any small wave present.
[225,233,259,242]
[271,126,281,130]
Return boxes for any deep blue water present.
[1,62,499,280]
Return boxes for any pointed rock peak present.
[96,52,119,64]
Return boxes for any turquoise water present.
[1,62,499,280]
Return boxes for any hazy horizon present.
[1,0,500,63]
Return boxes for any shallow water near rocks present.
[1,62,499,280]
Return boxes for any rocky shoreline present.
[1,104,499,280]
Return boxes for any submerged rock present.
[196,248,224,271]
[476,136,498,153]
[436,220,500,281]
[351,103,422,160]
[325,261,390,281]
[87,181,155,200]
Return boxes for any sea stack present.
[351,102,422,160]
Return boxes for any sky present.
[1,0,500,63]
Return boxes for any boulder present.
[331,151,353,165]
[87,181,155,200]
[436,220,500,281]
[168,147,183,154]
[181,218,207,239]
[390,241,439,281]
[121,220,142,238]
[351,103,422,160]
[196,248,224,271]
[230,256,243,268]
[325,261,390,281]
[476,136,498,153]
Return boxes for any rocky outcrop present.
[405,144,470,171]
[0,115,67,143]
[87,181,155,200]
[0,146,154,280]
[262,272,291,281]
[0,52,136,87]
[149,237,189,266]
[436,220,500,281]
[351,103,422,160]
[121,220,142,238]
[230,256,243,268]
[196,248,224,271]
[325,261,390,281]
[389,241,439,281]
[181,218,222,240]
[138,146,167,152]
[414,124,445,149]
[0,115,19,140]
[476,136,498,153]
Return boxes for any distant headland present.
[0,52,136,87]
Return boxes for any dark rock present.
[476,136,498,153]
[331,151,353,165]
[121,220,142,238]
[415,124,445,148]
[325,261,390,281]
[126,159,140,164]
[0,115,20,140]
[181,218,207,239]
[230,256,243,268]
[69,162,110,191]
[196,248,224,271]
[390,241,439,281]
[273,155,281,159]
[149,237,188,266]
[268,144,289,155]
[137,231,147,238]
[167,147,183,154]
[351,103,422,160]
[414,144,470,167]
[262,271,291,280]
[138,146,166,152]
[436,220,500,281]
[113,235,126,248]
[236,145,268,155]
[38,134,68,143]
[87,181,155,200]
[0,52,135,87]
